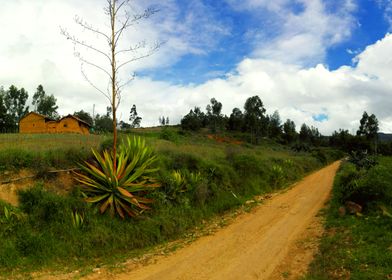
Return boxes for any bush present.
[18,184,85,226]
[159,127,178,142]
[348,151,378,170]
[333,160,392,208]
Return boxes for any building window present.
[64,124,68,128]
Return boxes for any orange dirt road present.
[89,161,340,280]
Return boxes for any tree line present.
[181,95,322,146]
[0,84,57,132]
[0,84,144,133]
[181,96,384,154]
[75,104,142,133]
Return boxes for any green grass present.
[305,157,392,280]
[0,133,105,170]
[0,129,343,277]
[0,133,103,151]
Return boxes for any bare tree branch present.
[115,41,146,55]
[74,15,111,42]
[62,0,159,162]
[116,42,161,72]
[60,27,112,62]
[75,51,112,78]
[114,0,129,16]
[81,65,112,103]
[114,13,130,47]
[114,7,159,46]
[118,73,136,92]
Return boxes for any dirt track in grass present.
[83,161,340,280]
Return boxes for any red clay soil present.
[207,134,243,145]
[82,161,340,280]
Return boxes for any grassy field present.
[0,133,103,151]
[0,133,106,170]
[0,128,343,277]
[305,157,392,279]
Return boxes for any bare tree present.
[61,0,160,169]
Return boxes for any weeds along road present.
[88,161,341,280]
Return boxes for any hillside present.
[378,132,392,142]
[0,128,343,277]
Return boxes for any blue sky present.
[1,0,392,133]
[327,0,390,69]
[143,0,392,84]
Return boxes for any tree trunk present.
[111,0,117,170]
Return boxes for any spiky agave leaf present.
[73,136,160,218]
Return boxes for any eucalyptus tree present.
[33,85,59,119]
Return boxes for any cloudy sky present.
[1,0,392,134]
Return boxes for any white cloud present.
[119,34,392,134]
[376,0,392,29]
[227,0,357,66]
[0,0,391,136]
[0,0,229,119]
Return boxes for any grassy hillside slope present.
[0,128,342,276]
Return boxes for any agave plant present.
[74,136,160,218]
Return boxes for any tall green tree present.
[32,85,59,119]
[0,87,9,131]
[356,111,379,153]
[357,111,379,140]
[268,110,282,139]
[181,107,206,131]
[243,95,267,143]
[129,104,142,128]
[4,85,29,130]
[282,119,297,144]
[299,123,311,143]
[228,107,244,131]
[206,98,224,132]
[74,110,93,126]
[94,113,113,132]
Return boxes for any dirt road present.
[88,161,340,280]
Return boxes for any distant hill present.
[378,132,392,142]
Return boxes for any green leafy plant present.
[270,165,285,188]
[164,170,188,201]
[1,205,23,222]
[161,170,202,203]
[71,210,84,228]
[74,136,160,218]
[348,151,378,170]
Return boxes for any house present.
[19,112,91,134]
[58,115,90,134]
[19,112,54,134]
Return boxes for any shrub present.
[348,151,378,170]
[18,184,84,226]
[269,165,285,188]
[231,154,263,178]
[333,161,392,207]
[312,149,328,165]
[159,127,178,142]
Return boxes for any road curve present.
[89,161,340,280]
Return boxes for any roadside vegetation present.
[0,127,342,276]
[305,156,392,279]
